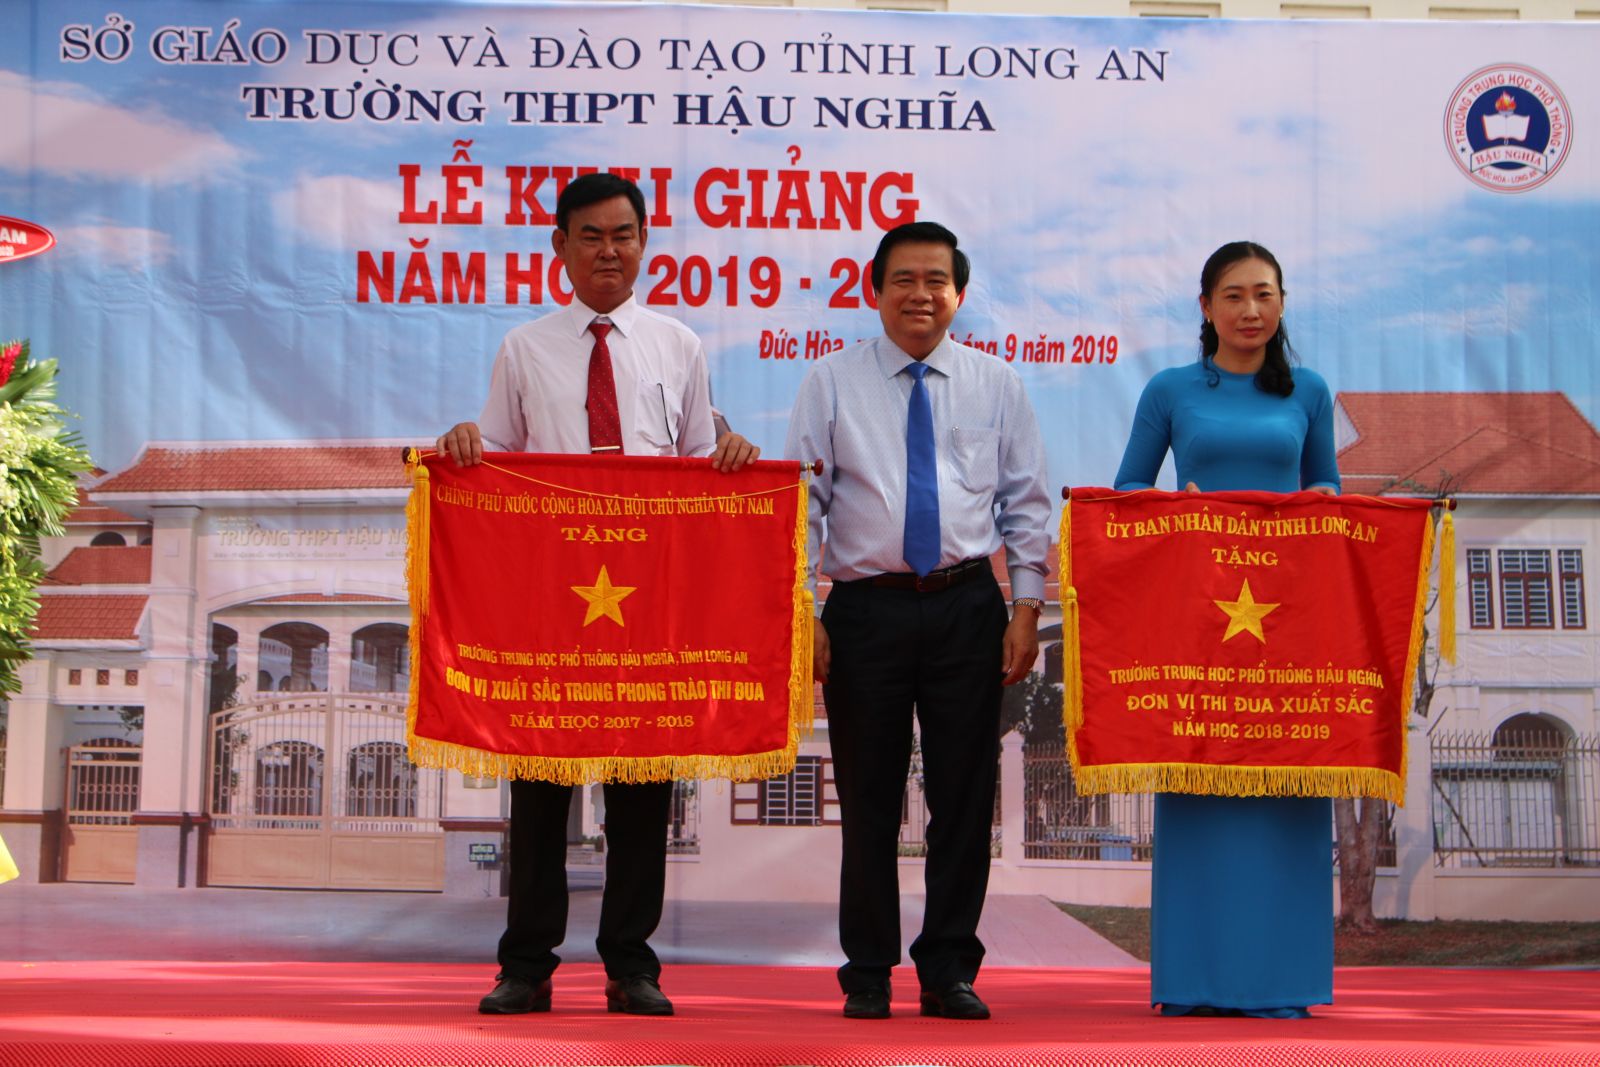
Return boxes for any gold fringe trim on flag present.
[1073,763,1405,804]
[1439,509,1457,665]
[1058,501,1087,770]
[790,474,816,741]
[1400,516,1436,718]
[404,470,816,786]
[404,740,819,787]
[403,449,431,775]
[1380,508,1439,805]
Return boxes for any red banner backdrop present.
[1061,489,1451,803]
[404,452,812,784]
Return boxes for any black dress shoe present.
[477,974,552,1014]
[843,986,891,1019]
[605,974,675,1016]
[919,982,990,1020]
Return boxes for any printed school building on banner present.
[0,393,1597,919]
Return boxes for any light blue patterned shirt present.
[784,334,1051,601]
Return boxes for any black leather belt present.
[845,558,990,593]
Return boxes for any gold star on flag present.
[1214,579,1279,644]
[572,565,636,627]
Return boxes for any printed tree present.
[0,339,94,694]
[1335,473,1459,933]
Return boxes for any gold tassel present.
[1058,501,1086,769]
[1439,508,1457,665]
[405,450,430,619]
[403,448,430,767]
[1384,509,1438,806]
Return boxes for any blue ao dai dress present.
[1113,361,1341,1016]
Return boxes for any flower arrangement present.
[0,339,94,694]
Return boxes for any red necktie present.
[586,321,622,453]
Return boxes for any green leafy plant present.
[0,339,94,694]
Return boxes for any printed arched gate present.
[204,694,444,890]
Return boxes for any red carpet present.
[1,961,1596,1066]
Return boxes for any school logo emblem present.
[1444,64,1571,193]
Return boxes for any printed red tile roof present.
[93,446,414,493]
[44,547,152,586]
[256,593,405,603]
[1337,392,1600,496]
[31,595,147,640]
[65,486,141,525]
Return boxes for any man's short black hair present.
[555,172,647,232]
[870,221,970,294]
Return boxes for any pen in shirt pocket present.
[658,383,677,447]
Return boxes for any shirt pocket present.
[948,426,1000,494]
[636,380,681,453]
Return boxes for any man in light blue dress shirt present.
[785,221,1051,1020]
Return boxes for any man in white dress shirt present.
[785,221,1050,1021]
[438,173,756,1018]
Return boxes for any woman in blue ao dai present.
[1114,242,1341,1017]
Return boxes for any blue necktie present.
[903,361,940,576]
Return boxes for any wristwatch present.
[1012,597,1046,613]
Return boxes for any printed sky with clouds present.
[1,1,1595,497]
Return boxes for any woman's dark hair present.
[1199,241,1295,397]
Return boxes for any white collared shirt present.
[478,294,716,458]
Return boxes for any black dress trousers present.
[822,569,1008,994]
[496,778,674,982]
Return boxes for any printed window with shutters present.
[1559,549,1586,629]
[730,755,840,826]
[1498,549,1554,629]
[1467,548,1494,629]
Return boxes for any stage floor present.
[2,961,1597,1066]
